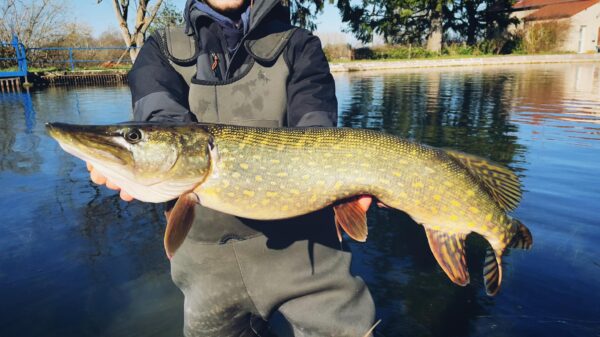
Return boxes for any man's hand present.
[87,162,135,201]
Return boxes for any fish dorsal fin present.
[444,149,522,211]
[164,192,199,259]
[483,247,503,296]
[333,199,368,242]
[424,228,470,286]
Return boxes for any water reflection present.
[0,64,599,337]
[335,63,600,336]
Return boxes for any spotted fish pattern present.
[46,122,533,295]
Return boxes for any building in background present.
[512,0,600,53]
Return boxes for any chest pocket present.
[188,56,289,127]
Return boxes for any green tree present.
[335,0,448,51]
[149,0,184,33]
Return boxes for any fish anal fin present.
[164,192,199,259]
[508,218,533,250]
[424,227,470,286]
[444,149,522,211]
[483,247,503,296]
[333,199,368,242]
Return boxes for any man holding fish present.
[87,0,377,336]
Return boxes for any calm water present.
[1,63,599,337]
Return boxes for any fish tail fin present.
[507,218,533,250]
[483,246,503,296]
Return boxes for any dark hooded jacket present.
[128,0,337,128]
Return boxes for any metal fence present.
[27,46,137,70]
[0,35,138,72]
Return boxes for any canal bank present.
[329,53,600,72]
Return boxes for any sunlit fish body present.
[46,122,532,295]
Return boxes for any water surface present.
[0,63,599,336]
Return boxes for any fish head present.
[46,122,213,202]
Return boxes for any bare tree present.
[0,0,67,47]
[98,0,164,62]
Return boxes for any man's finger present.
[86,162,93,172]
[120,190,134,202]
[106,180,121,191]
[90,169,107,185]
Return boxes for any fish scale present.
[46,122,533,295]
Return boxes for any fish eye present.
[124,128,143,144]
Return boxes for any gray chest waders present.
[156,25,295,243]
[154,25,375,337]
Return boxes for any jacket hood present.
[184,0,289,36]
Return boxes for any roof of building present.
[513,0,600,20]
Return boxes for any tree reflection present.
[340,68,530,336]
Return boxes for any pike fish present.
[46,122,532,295]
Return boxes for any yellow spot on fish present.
[334,181,343,190]
[413,182,424,188]
[240,163,249,170]
[485,213,493,221]
[451,200,461,207]
[467,222,476,228]
[243,190,255,197]
[450,215,459,221]
[270,159,280,164]
[232,172,241,179]
[290,189,300,195]
[392,171,402,177]
[266,191,278,198]
[345,153,353,158]
[444,181,454,187]
[467,190,475,197]
[255,175,263,182]
[433,194,442,201]
[469,207,480,214]
[430,207,438,214]
[277,172,288,177]
[309,194,317,203]
[281,205,289,211]
[302,174,310,180]
[252,155,261,160]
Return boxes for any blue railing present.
[1,35,138,74]
[27,46,137,70]
[0,35,28,78]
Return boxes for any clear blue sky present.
[69,0,355,44]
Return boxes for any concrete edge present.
[328,54,600,72]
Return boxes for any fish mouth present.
[46,123,131,166]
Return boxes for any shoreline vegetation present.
[10,53,598,75]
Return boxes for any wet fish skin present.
[46,122,532,295]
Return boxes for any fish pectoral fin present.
[164,192,199,260]
[444,149,522,211]
[424,227,470,286]
[333,199,368,242]
[507,218,533,250]
[483,247,503,296]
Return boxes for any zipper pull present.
[210,52,219,72]
[210,52,222,80]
